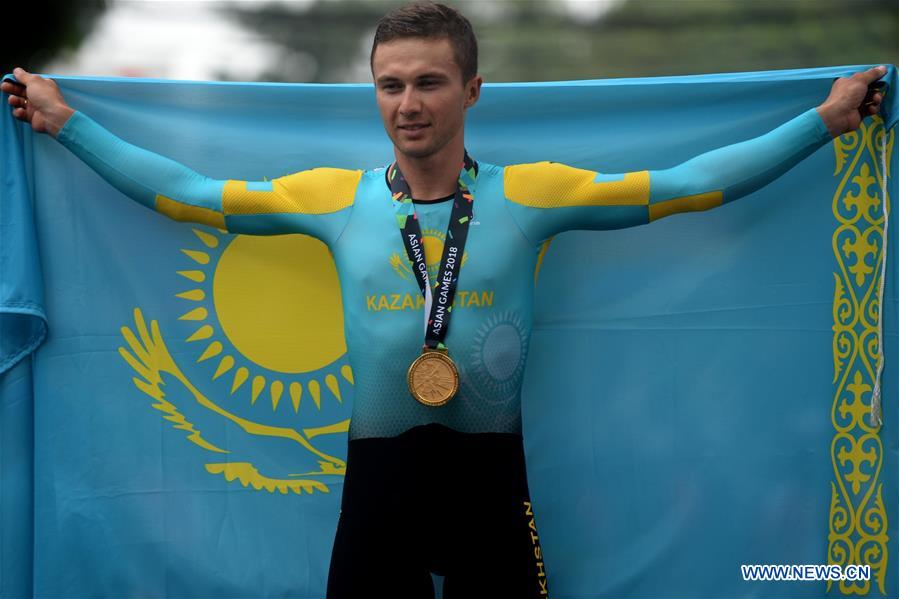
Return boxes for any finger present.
[12,67,34,84]
[854,65,888,85]
[7,95,27,108]
[860,97,882,116]
[1,78,23,90]
[1,80,25,96]
[871,94,883,112]
[861,91,883,107]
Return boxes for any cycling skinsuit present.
[54,106,832,596]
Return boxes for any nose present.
[398,87,422,117]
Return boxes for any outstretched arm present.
[503,66,887,245]
[2,68,362,243]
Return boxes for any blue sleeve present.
[55,110,362,244]
[503,107,833,244]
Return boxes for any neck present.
[394,135,465,200]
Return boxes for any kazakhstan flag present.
[1,65,896,598]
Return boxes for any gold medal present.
[390,153,477,408]
[407,347,459,407]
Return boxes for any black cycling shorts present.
[326,422,550,598]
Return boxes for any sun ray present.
[197,341,223,363]
[179,307,208,321]
[270,380,284,411]
[231,367,249,394]
[181,249,210,265]
[191,228,220,248]
[251,375,266,405]
[187,325,214,342]
[341,364,354,385]
[325,373,341,403]
[176,289,205,301]
[290,382,302,413]
[177,270,206,283]
[214,355,235,380]
[309,379,322,410]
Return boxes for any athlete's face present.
[372,37,482,159]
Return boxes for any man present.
[2,1,886,597]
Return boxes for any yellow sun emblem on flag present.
[119,228,352,495]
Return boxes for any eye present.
[381,82,402,92]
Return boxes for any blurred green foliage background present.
[228,0,899,81]
[4,0,897,83]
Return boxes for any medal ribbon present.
[388,151,477,351]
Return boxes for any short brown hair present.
[370,1,479,84]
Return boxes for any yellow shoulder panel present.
[156,194,225,229]
[504,161,650,208]
[223,167,363,216]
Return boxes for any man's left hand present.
[816,65,887,138]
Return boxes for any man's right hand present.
[2,67,75,138]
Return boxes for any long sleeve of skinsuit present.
[55,110,364,246]
[501,107,832,243]
[54,106,832,439]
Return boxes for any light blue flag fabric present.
[1,65,896,598]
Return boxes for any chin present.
[401,147,437,159]
[396,141,440,159]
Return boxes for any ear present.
[464,75,483,109]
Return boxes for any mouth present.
[398,123,430,131]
